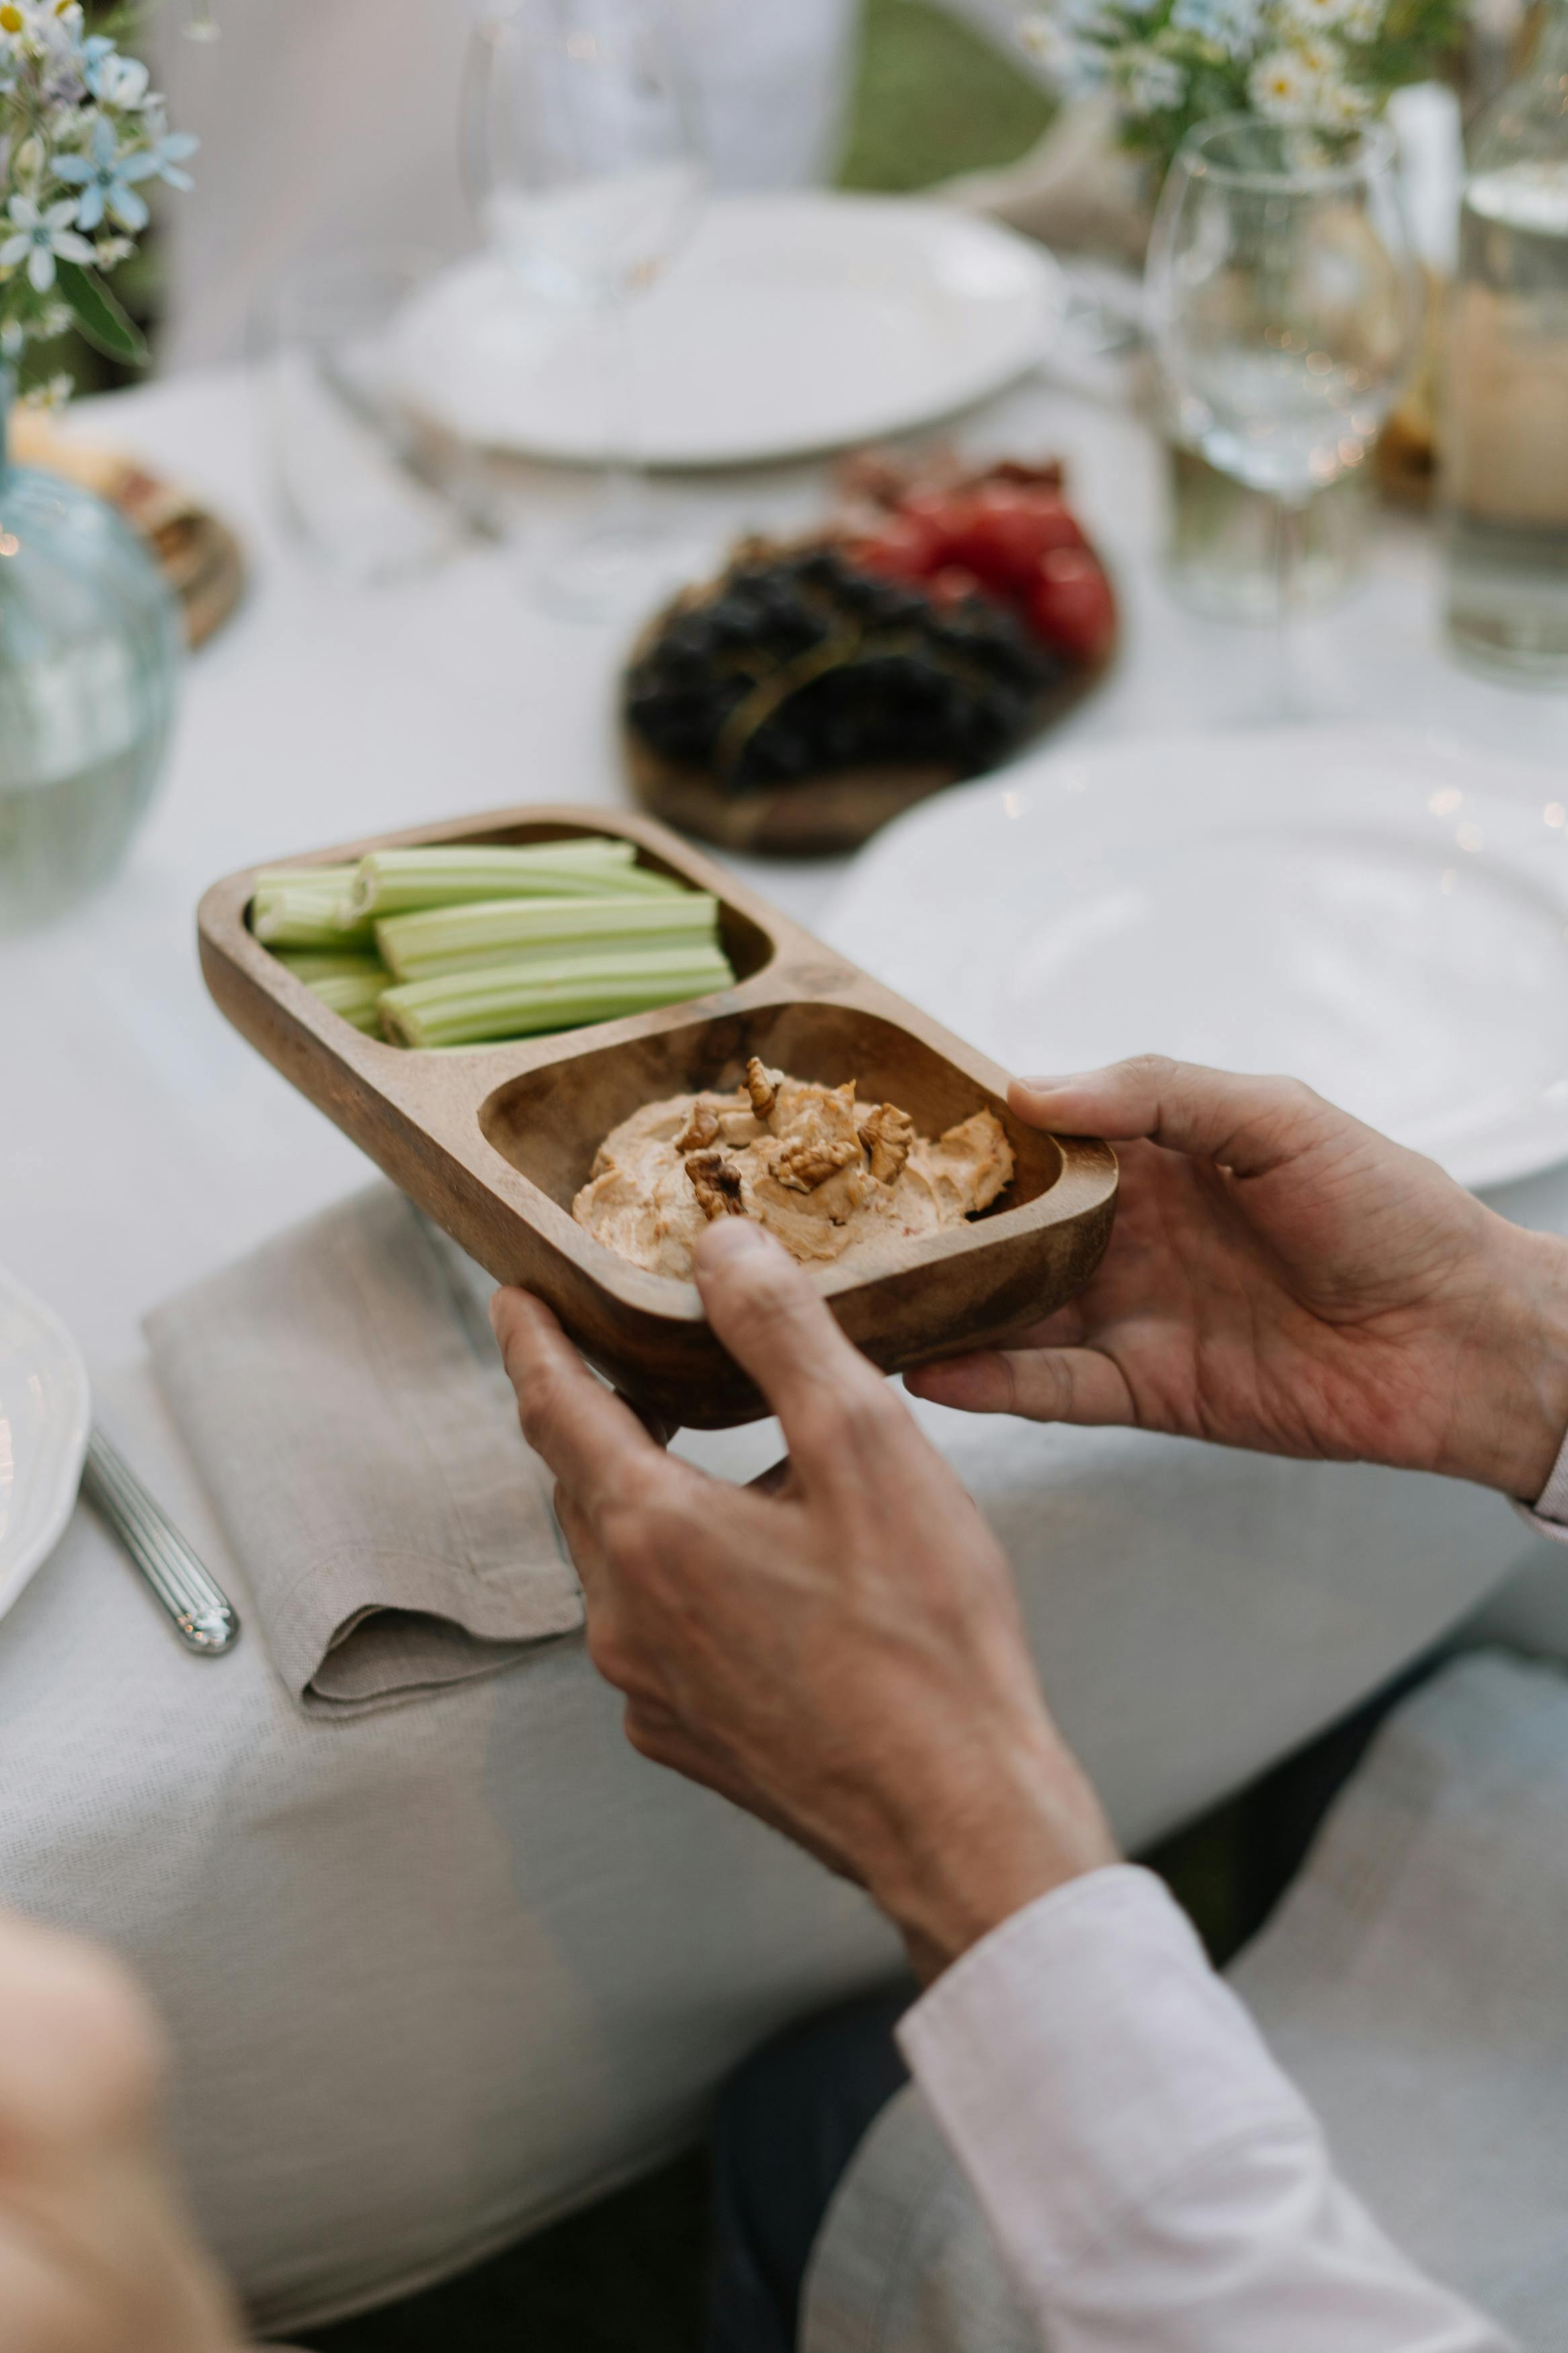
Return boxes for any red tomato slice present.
[1028,547,1116,665]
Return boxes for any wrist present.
[1448,1221,1568,1499]
[863,1729,1119,1983]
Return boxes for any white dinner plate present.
[392,193,1065,469]
[0,1267,90,1625]
[821,727,1568,1194]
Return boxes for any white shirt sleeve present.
[1515,1423,1568,1544]
[897,1865,1513,2352]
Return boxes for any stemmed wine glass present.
[1146,116,1421,712]
[464,0,710,619]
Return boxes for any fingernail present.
[695,1217,772,1265]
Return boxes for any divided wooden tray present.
[198,805,1118,1429]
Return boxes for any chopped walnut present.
[685,1148,746,1220]
[744,1057,781,1119]
[774,1129,861,1193]
[858,1102,915,1186]
[673,1101,720,1152]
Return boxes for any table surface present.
[5,344,1567,2335]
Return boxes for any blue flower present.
[52,116,161,231]
[142,128,199,192]
[0,192,95,291]
[79,34,149,106]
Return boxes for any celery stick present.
[275,949,390,1033]
[308,971,388,1033]
[253,883,376,949]
[274,950,386,984]
[346,840,684,920]
[375,891,721,982]
[380,945,734,1049]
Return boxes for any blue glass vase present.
[0,370,182,934]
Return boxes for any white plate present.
[0,1268,90,1626]
[821,727,1568,1194]
[393,193,1064,469]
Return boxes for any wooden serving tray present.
[198,805,1117,1429]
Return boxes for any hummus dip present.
[574,1057,1014,1280]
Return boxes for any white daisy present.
[1248,45,1321,119]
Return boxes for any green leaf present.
[54,262,148,366]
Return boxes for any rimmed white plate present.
[393,193,1064,469]
[0,1268,90,1626]
[822,727,1568,1194]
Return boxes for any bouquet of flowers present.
[0,1,195,383]
[1019,0,1462,171]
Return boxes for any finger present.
[748,1455,799,1500]
[1008,1055,1335,1177]
[553,1483,611,1601]
[692,1220,893,1470]
[906,1345,1134,1427]
[491,1288,664,1511]
[0,1913,163,2129]
[616,1391,673,1449]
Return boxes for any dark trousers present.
[706,1985,915,2353]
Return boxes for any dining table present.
[3,329,1567,2340]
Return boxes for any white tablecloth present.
[3,356,1565,2335]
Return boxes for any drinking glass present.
[463,0,710,618]
[1147,116,1421,711]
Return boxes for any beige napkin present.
[145,1185,581,1716]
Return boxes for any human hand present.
[491,1224,1116,1980]
[0,1912,243,2353]
[907,1056,1568,1502]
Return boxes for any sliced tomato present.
[1028,547,1116,665]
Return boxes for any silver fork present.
[81,1429,241,1655]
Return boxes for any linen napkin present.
[145,1185,581,1716]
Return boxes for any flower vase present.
[0,373,181,935]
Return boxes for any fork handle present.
[82,1429,241,1655]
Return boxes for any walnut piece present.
[685,1149,746,1221]
[858,1102,915,1186]
[673,1101,720,1152]
[774,1129,862,1193]
[744,1057,782,1119]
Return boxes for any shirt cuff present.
[1513,1419,1568,1543]
[896,1864,1317,2301]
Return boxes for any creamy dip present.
[574,1057,1014,1280]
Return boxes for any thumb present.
[692,1220,892,1470]
[1010,1055,1333,1178]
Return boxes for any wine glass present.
[1146,116,1421,712]
[464,0,710,619]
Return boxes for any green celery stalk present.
[274,950,385,984]
[379,944,735,1049]
[252,883,376,949]
[345,840,685,920]
[274,949,390,1034]
[375,891,721,982]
